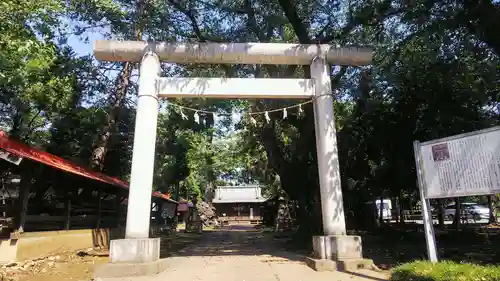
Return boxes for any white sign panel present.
[417,126,500,199]
[0,149,22,165]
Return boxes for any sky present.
[62,17,110,57]
[68,35,96,56]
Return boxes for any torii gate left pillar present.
[92,40,373,277]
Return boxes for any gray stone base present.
[312,235,363,260]
[307,235,375,272]
[304,257,376,272]
[109,238,160,263]
[93,259,170,279]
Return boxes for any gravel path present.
[100,226,389,281]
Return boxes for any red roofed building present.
[0,130,176,235]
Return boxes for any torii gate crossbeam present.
[93,40,373,277]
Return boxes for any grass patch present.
[391,261,500,281]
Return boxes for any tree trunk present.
[293,199,314,247]
[488,195,496,224]
[399,192,405,225]
[64,191,72,230]
[454,197,461,229]
[438,199,444,228]
[461,0,500,56]
[89,1,144,171]
[394,197,399,224]
[409,196,414,215]
[89,62,133,171]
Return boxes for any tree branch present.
[317,2,404,44]
[276,0,311,43]
[243,0,266,41]
[461,0,500,56]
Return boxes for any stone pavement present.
[99,226,389,281]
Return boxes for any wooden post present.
[1,177,5,218]
[115,190,123,227]
[17,177,31,233]
[378,195,384,226]
[96,189,102,229]
[64,191,72,230]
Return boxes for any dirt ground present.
[101,226,390,281]
[3,224,499,280]
[0,232,203,281]
[0,249,108,281]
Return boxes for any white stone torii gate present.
[93,40,372,273]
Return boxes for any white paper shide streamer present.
[180,108,188,120]
[212,112,217,124]
[167,98,312,126]
[250,115,257,125]
[194,111,200,124]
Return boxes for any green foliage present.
[391,261,500,281]
[0,0,75,142]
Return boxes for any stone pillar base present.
[307,235,375,272]
[93,259,170,279]
[94,238,163,279]
[312,235,362,260]
[304,257,377,272]
[109,238,161,263]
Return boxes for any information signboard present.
[417,126,500,199]
[414,126,500,263]
[0,148,22,165]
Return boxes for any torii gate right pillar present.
[307,57,373,271]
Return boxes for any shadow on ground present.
[155,225,389,281]
[359,224,500,270]
[169,225,306,263]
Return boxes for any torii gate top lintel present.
[93,40,373,66]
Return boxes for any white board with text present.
[417,126,500,199]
